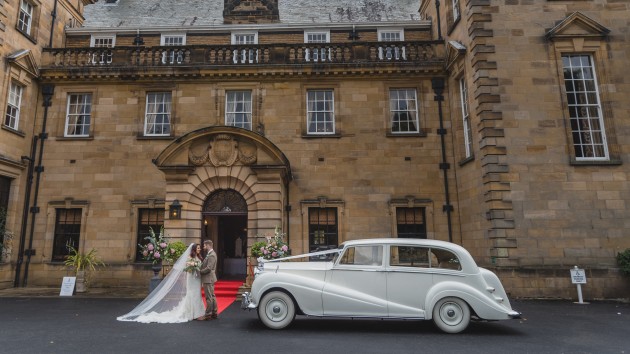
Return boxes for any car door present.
[322,245,388,317]
[386,245,434,318]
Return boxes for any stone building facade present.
[1,0,629,299]
[0,0,94,287]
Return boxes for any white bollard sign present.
[570,266,588,304]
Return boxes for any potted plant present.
[618,249,630,277]
[64,245,106,293]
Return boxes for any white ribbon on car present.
[258,248,341,263]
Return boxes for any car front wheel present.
[258,291,296,329]
[432,297,471,334]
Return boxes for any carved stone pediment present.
[188,133,257,167]
[545,12,610,40]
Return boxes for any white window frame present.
[377,28,405,61]
[65,93,92,137]
[160,33,186,46]
[389,88,419,134]
[231,32,258,64]
[18,0,33,35]
[225,90,253,130]
[90,35,116,48]
[562,54,609,161]
[144,92,172,136]
[304,30,331,62]
[459,78,472,158]
[306,89,335,135]
[4,82,23,130]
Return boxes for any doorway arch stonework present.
[153,127,292,279]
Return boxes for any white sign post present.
[570,266,588,304]
[60,276,76,296]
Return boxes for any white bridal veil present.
[117,243,197,323]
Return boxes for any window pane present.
[308,207,338,260]
[52,209,82,261]
[4,83,23,130]
[136,208,164,261]
[390,246,431,268]
[145,92,171,136]
[339,246,383,266]
[390,89,419,133]
[65,94,92,137]
[225,91,252,130]
[306,90,334,134]
[562,54,608,160]
[396,207,426,238]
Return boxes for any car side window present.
[431,248,461,270]
[390,246,431,268]
[339,246,383,266]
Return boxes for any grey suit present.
[200,249,218,317]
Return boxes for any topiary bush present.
[618,249,630,276]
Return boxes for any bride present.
[117,243,206,323]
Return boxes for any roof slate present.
[82,0,421,28]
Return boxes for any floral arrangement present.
[139,226,176,264]
[184,258,202,277]
[251,226,290,260]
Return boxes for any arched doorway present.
[202,189,247,279]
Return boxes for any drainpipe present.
[49,0,59,48]
[285,181,290,246]
[432,78,453,243]
[22,84,54,286]
[434,0,443,41]
[13,142,36,287]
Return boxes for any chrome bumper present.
[508,310,522,319]
[241,292,256,310]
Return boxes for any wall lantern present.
[169,199,182,219]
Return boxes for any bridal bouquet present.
[184,258,202,277]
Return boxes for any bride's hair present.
[190,243,203,260]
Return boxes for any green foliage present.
[0,207,6,258]
[64,246,106,273]
[250,240,268,258]
[164,241,187,265]
[251,226,290,260]
[617,249,630,277]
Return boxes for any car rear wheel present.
[258,291,296,329]
[432,297,471,334]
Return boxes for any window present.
[4,82,23,130]
[562,54,608,160]
[390,246,431,268]
[339,246,383,266]
[390,89,419,134]
[225,91,252,130]
[306,90,335,134]
[390,246,460,270]
[396,207,426,238]
[378,29,405,60]
[161,34,186,46]
[304,31,330,62]
[90,35,115,48]
[136,208,164,262]
[308,207,338,259]
[232,32,258,64]
[459,78,473,158]
[452,0,461,22]
[65,94,92,137]
[52,209,82,261]
[18,0,33,35]
[144,92,172,136]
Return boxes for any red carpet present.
[202,280,243,314]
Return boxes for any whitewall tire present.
[258,291,296,329]
[432,297,471,334]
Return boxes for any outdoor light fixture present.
[169,199,182,219]
[133,29,144,46]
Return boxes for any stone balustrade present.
[42,41,444,69]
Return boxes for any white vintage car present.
[242,238,520,333]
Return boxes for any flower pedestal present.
[149,260,163,292]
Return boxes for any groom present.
[200,240,218,320]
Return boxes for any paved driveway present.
[0,297,628,354]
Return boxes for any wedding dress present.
[117,243,205,323]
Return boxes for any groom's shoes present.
[210,314,218,320]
